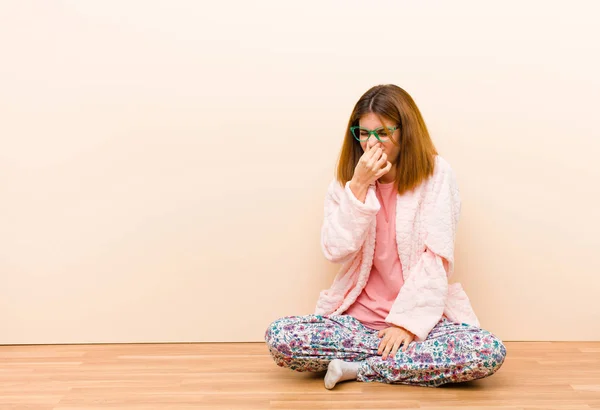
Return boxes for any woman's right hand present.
[349,143,392,202]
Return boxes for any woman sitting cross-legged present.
[265,84,506,390]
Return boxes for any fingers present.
[377,337,386,355]
[379,331,399,360]
[390,340,402,358]
[402,335,415,352]
[381,339,394,360]
[375,152,388,169]
[375,161,392,178]
[366,147,383,168]
[382,335,407,360]
[377,333,391,355]
[381,336,414,359]
[377,328,416,360]
[364,143,382,161]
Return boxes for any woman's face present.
[358,112,401,164]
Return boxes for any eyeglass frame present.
[350,125,400,142]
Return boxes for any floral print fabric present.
[265,314,506,386]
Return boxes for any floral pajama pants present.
[265,314,506,386]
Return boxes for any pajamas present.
[265,314,506,386]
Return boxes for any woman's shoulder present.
[429,155,458,186]
[428,155,460,206]
[433,154,454,175]
[327,177,345,190]
[325,177,346,200]
[414,155,458,197]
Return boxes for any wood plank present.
[0,342,598,409]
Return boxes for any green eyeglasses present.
[350,125,399,142]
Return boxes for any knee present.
[264,317,294,357]
[486,332,507,365]
[475,332,506,377]
[264,318,281,347]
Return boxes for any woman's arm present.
[320,179,380,264]
[385,248,449,341]
[384,158,461,340]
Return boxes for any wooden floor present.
[0,342,599,410]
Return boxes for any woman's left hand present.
[377,325,415,359]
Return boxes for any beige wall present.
[1,1,599,344]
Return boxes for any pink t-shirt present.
[344,180,404,330]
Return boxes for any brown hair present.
[336,84,438,195]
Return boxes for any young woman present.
[265,84,506,389]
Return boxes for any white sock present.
[324,359,361,390]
